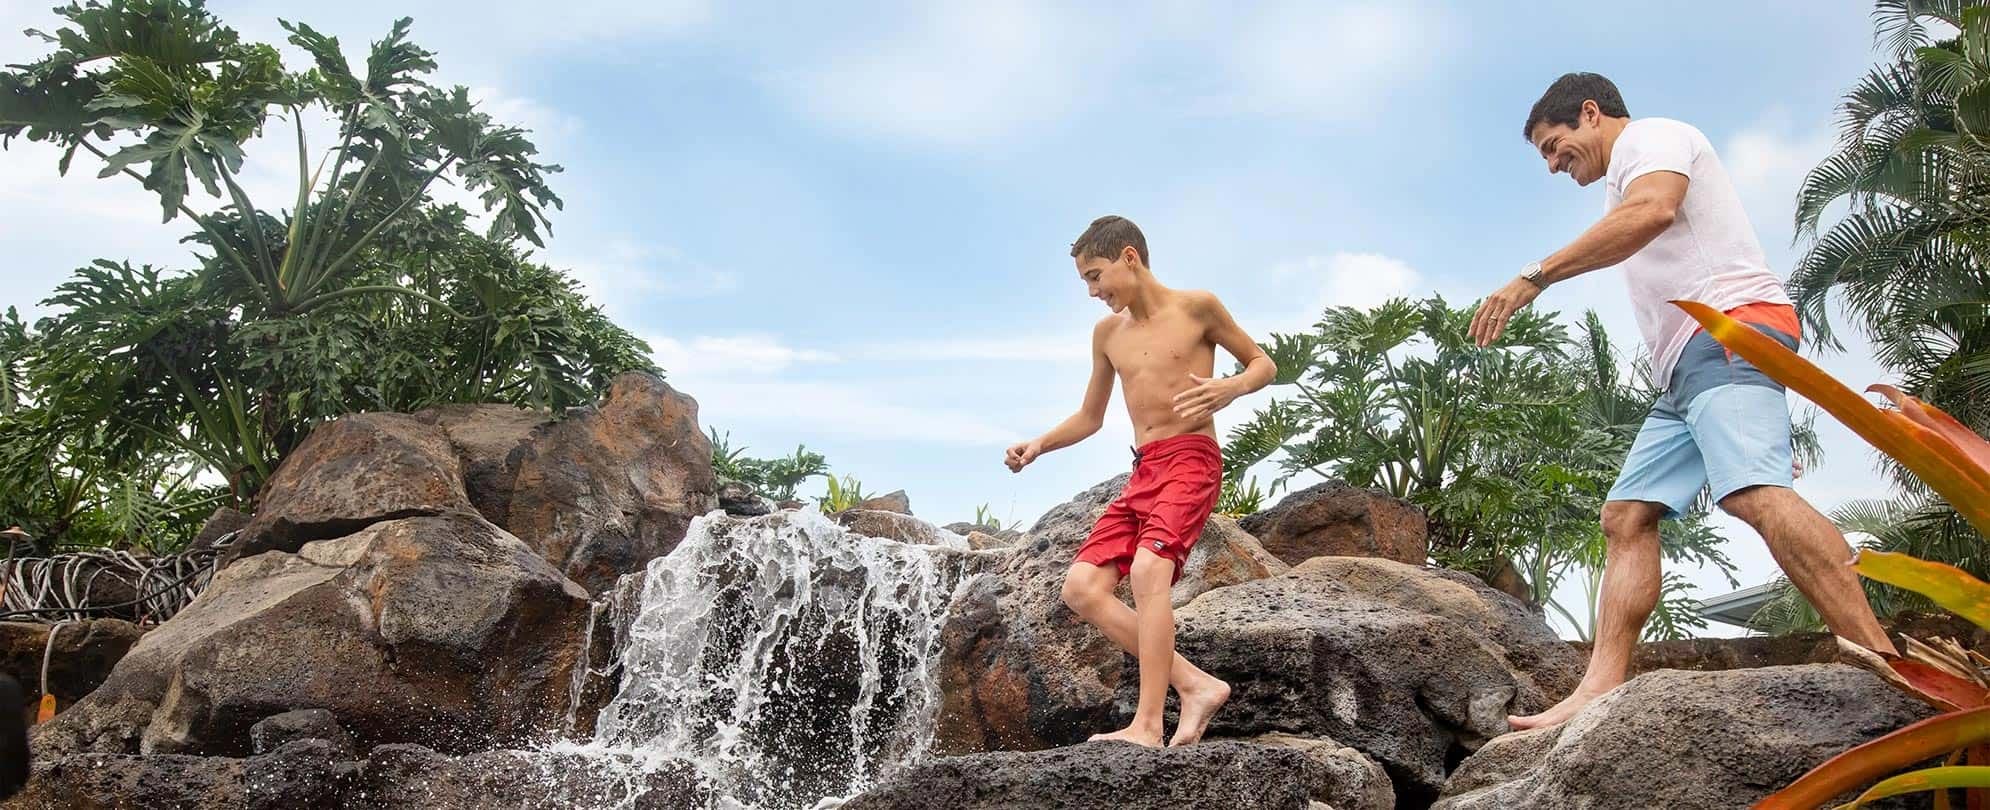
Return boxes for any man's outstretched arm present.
[1469,170,1688,346]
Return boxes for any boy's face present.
[1076,248,1137,312]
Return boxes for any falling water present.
[566,509,973,810]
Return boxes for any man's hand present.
[1468,277,1545,347]
[1173,373,1240,422]
[1005,439,1043,473]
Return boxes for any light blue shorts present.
[1606,324,1799,519]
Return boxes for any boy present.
[1005,215,1277,747]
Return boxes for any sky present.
[0,1,1908,636]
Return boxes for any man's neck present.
[1598,116,1633,173]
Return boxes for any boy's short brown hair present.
[1070,215,1149,267]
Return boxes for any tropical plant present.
[1215,476,1266,518]
[1757,0,1990,623]
[710,429,831,503]
[817,474,870,515]
[971,503,1011,531]
[1671,300,1990,808]
[1222,297,1737,639]
[0,2,655,550]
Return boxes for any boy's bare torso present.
[1099,291,1220,447]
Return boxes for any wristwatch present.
[1519,261,1548,290]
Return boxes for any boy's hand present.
[1173,373,1240,422]
[1005,439,1043,473]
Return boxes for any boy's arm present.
[1174,292,1276,423]
[1006,319,1115,472]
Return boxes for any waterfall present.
[570,509,974,810]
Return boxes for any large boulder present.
[4,739,709,810]
[31,513,592,758]
[230,413,474,562]
[1153,556,1581,805]
[1434,665,1936,810]
[841,740,1389,810]
[933,475,1287,755]
[232,373,717,594]
[499,373,718,593]
[0,619,145,711]
[1238,481,1428,566]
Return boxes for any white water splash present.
[570,509,974,810]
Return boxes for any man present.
[1470,72,1898,731]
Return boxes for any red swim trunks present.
[1075,433,1223,584]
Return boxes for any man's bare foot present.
[1089,724,1165,748]
[1168,677,1231,747]
[1506,685,1610,732]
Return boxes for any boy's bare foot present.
[1168,677,1231,747]
[1506,685,1609,732]
[1089,725,1165,748]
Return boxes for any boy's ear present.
[1120,244,1140,267]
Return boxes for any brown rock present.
[1435,666,1935,809]
[31,513,591,758]
[230,413,473,563]
[189,507,248,551]
[409,403,546,527]
[836,509,960,546]
[1153,557,1582,804]
[856,490,912,515]
[932,475,1287,755]
[1238,482,1428,566]
[503,373,718,593]
[0,619,146,711]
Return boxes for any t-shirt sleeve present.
[1613,122,1695,189]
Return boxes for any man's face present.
[1076,250,1134,312]
[1530,104,1609,187]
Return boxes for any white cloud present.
[771,2,1094,146]
[877,337,1088,364]
[1222,1,1434,120]
[1254,251,1423,336]
[682,379,1021,446]
[648,334,839,377]
[1723,114,1837,250]
[552,239,741,318]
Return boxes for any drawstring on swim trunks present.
[1129,445,1142,468]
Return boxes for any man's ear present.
[1580,98,1601,127]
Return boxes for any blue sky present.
[0,1,1903,634]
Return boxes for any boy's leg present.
[1060,562,1227,694]
[1087,548,1176,747]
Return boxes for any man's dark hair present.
[1070,215,1149,267]
[1523,72,1630,142]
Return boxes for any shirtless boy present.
[1004,215,1277,748]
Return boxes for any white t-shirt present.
[1605,117,1791,387]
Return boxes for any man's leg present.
[1509,499,1667,731]
[1059,562,1227,699]
[1721,486,1897,655]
